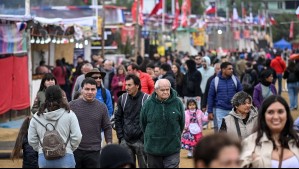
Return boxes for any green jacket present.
[31,90,46,114]
[140,89,185,156]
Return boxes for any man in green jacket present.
[141,79,185,168]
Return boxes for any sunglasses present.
[92,76,102,80]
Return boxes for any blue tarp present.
[0,119,24,129]
[274,39,292,50]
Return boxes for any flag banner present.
[149,0,163,17]
[290,21,294,39]
[172,0,180,30]
[181,0,191,27]
[132,0,144,25]
[121,26,135,44]
[205,2,216,15]
[0,24,27,55]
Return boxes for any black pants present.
[74,149,101,168]
[147,153,180,168]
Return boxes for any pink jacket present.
[184,110,208,131]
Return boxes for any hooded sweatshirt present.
[140,89,185,156]
[28,108,82,154]
[198,56,215,93]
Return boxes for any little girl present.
[182,99,208,158]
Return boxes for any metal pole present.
[134,0,140,61]
[102,0,105,58]
[162,0,165,45]
[25,0,30,16]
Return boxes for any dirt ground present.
[0,92,298,168]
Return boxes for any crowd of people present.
[11,48,299,168]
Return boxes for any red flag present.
[132,0,144,25]
[181,0,191,27]
[149,0,163,17]
[172,0,180,30]
[269,15,277,25]
[290,21,294,39]
[205,2,216,15]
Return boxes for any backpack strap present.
[141,94,150,106]
[233,116,242,139]
[101,87,107,104]
[214,76,219,92]
[121,93,128,112]
[32,116,46,147]
[232,75,238,90]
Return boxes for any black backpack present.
[33,116,70,160]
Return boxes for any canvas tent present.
[274,39,292,50]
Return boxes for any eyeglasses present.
[92,76,102,80]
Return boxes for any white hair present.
[155,79,171,90]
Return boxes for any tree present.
[271,13,298,42]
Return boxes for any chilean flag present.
[205,2,216,15]
[172,0,180,30]
[149,0,163,17]
[296,6,299,19]
[269,15,277,25]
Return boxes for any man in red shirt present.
[270,51,286,95]
[123,63,155,95]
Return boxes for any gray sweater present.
[28,108,82,154]
[70,98,112,151]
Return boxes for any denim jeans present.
[213,108,218,133]
[287,82,299,109]
[38,153,76,168]
[277,74,283,96]
[215,108,231,131]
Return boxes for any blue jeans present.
[287,82,299,109]
[213,108,218,133]
[277,74,283,96]
[38,153,76,168]
[215,108,230,131]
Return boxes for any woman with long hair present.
[11,117,38,168]
[111,65,127,103]
[31,73,57,114]
[28,85,82,168]
[172,63,184,98]
[241,95,299,168]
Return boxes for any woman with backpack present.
[28,85,82,168]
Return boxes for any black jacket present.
[162,71,177,90]
[23,136,38,168]
[182,70,202,97]
[202,74,216,109]
[115,91,149,144]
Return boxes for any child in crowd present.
[181,99,208,158]
[11,117,38,168]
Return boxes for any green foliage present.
[114,30,133,55]
[271,13,298,42]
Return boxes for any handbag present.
[189,123,201,134]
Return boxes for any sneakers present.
[187,150,193,159]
